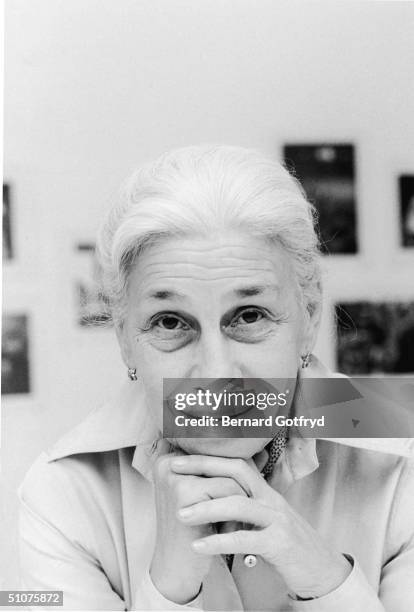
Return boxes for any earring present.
[301,353,311,369]
[127,367,138,381]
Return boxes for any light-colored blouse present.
[18,364,414,611]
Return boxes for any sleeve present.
[289,458,414,612]
[18,453,204,611]
[288,556,385,611]
[18,454,126,611]
[132,571,203,610]
[378,457,414,611]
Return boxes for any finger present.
[152,451,188,483]
[178,496,273,527]
[202,477,249,500]
[191,530,262,555]
[170,455,265,497]
[175,476,249,505]
[164,473,249,509]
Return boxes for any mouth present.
[165,377,283,418]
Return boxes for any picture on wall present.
[336,301,414,375]
[75,243,111,327]
[3,183,13,260]
[1,314,31,394]
[399,174,414,247]
[283,144,358,254]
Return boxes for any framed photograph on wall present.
[336,301,414,375]
[3,183,13,260]
[399,174,414,247]
[1,314,31,394]
[75,242,111,327]
[283,144,358,254]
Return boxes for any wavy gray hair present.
[96,145,322,326]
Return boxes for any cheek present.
[237,330,302,378]
[134,332,301,386]
[137,347,190,384]
[134,346,190,430]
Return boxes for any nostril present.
[190,354,243,380]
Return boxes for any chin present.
[168,436,270,459]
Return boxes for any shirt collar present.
[46,357,413,483]
[46,380,159,472]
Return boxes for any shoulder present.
[317,440,414,536]
[18,449,128,545]
[19,447,128,503]
[317,439,413,480]
[18,379,156,516]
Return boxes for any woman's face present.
[118,230,319,459]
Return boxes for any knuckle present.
[166,471,177,488]
[153,455,171,481]
[239,495,251,510]
[235,458,245,471]
[194,455,206,470]
[230,480,245,497]
[274,508,289,530]
[211,477,246,499]
[174,478,191,499]
[232,531,245,548]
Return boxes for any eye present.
[225,306,282,343]
[231,307,265,326]
[153,314,189,331]
[137,312,195,352]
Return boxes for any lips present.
[165,377,284,418]
[189,382,255,418]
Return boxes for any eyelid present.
[153,312,189,326]
[226,306,288,330]
[141,311,196,332]
[228,305,268,323]
[139,306,284,334]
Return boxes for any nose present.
[190,334,242,380]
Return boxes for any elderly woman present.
[19,146,413,611]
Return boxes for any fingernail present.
[171,459,186,469]
[192,540,207,551]
[178,507,193,518]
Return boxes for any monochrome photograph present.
[2,183,13,261]
[1,2,414,610]
[400,174,414,247]
[75,242,111,327]
[1,314,30,395]
[283,144,358,254]
[336,301,414,375]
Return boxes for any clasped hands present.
[170,454,351,601]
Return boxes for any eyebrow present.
[147,289,187,300]
[232,284,280,298]
[145,284,280,301]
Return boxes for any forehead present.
[127,232,297,301]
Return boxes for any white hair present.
[96,145,322,326]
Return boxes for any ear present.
[300,296,322,357]
[114,320,133,368]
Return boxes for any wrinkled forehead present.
[126,232,300,306]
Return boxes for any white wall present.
[2,0,414,587]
